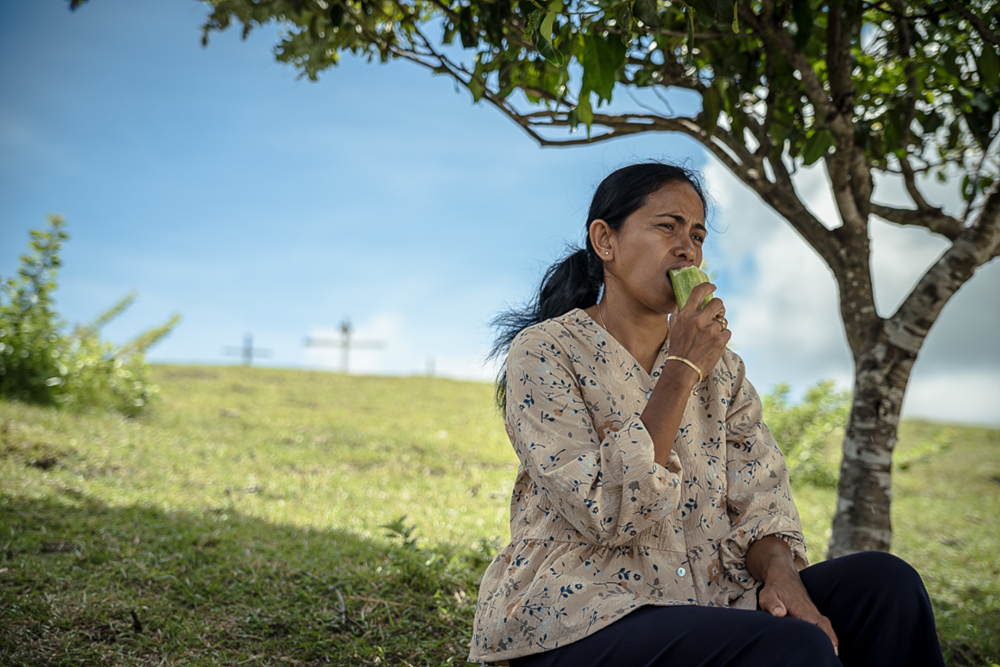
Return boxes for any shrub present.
[763,380,851,488]
[0,215,180,415]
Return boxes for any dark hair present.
[488,161,708,409]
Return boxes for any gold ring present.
[718,317,728,331]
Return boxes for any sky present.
[1,0,997,426]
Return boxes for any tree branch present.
[870,204,965,240]
[744,2,870,232]
[888,177,1000,353]
[756,42,777,158]
[899,155,935,210]
[826,0,855,119]
[739,5,841,128]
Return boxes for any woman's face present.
[601,180,707,314]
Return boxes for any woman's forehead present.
[640,182,706,223]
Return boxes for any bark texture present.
[828,336,912,558]
[827,179,1000,558]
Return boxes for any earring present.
[604,251,609,255]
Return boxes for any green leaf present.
[616,3,634,45]
[534,1,565,65]
[523,9,543,41]
[458,6,476,48]
[792,0,812,50]
[466,76,485,102]
[883,112,901,151]
[633,68,658,87]
[701,86,721,135]
[540,10,555,42]
[582,33,626,104]
[801,130,834,165]
[919,109,942,134]
[978,44,1000,88]
[633,0,663,28]
[685,3,696,54]
[536,32,565,66]
[577,92,594,129]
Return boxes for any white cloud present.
[787,161,841,229]
[724,225,849,374]
[701,159,853,398]
[700,156,1000,426]
[869,218,951,316]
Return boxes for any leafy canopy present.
[194,0,998,203]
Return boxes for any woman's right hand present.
[642,281,731,467]
[666,281,732,379]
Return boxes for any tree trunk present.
[827,330,917,558]
[825,188,1000,558]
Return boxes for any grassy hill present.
[2,365,997,666]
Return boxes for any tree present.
[70,0,999,557]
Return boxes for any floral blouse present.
[468,309,808,664]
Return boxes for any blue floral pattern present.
[468,309,807,664]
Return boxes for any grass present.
[1,365,998,666]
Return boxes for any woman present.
[468,162,945,667]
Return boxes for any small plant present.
[763,380,851,488]
[0,215,179,415]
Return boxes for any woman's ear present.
[589,219,614,260]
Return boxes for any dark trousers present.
[509,552,945,667]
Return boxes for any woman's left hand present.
[748,536,839,655]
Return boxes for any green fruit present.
[668,266,713,310]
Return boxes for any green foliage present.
[0,216,180,416]
[763,380,850,488]
[183,0,997,195]
[0,216,68,405]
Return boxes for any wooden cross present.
[305,320,386,373]
[224,333,273,366]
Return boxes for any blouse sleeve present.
[505,327,683,547]
[719,353,808,590]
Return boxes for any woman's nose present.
[674,237,696,258]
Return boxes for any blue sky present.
[2,0,998,425]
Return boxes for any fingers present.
[796,611,839,655]
[818,616,840,656]
[773,589,840,655]
[668,283,731,374]
[758,588,787,617]
[677,286,726,328]
[677,282,717,314]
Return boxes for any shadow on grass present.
[0,494,491,667]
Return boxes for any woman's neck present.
[585,295,669,375]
